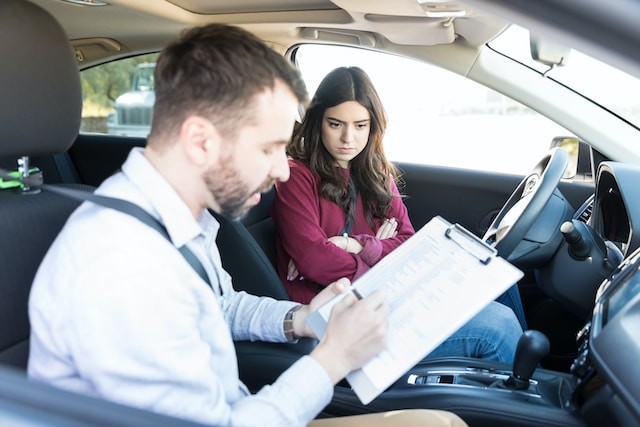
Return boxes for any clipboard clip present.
[445,223,497,264]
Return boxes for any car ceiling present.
[28,0,507,68]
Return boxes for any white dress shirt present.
[28,147,333,426]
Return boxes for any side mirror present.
[550,136,579,178]
[530,34,571,67]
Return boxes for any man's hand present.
[309,288,388,384]
[293,278,351,338]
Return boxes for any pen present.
[349,285,364,300]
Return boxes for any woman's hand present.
[376,217,398,239]
[328,235,363,254]
[286,258,300,281]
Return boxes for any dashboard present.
[571,245,640,426]
[589,162,640,257]
[556,161,640,425]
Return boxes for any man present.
[28,23,466,427]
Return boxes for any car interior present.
[1,0,640,426]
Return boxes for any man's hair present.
[288,66,400,225]
[148,23,308,144]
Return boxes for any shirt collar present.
[120,147,219,247]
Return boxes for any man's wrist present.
[310,340,350,385]
[283,304,304,342]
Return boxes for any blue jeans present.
[496,284,528,330]
[423,301,523,364]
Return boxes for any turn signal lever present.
[560,219,623,270]
[504,330,550,390]
[561,220,608,262]
[536,219,624,319]
[560,220,593,260]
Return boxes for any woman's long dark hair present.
[287,66,400,226]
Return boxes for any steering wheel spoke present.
[482,147,569,261]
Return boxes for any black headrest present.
[0,0,81,158]
[242,187,276,227]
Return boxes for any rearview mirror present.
[530,34,571,67]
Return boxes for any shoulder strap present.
[40,184,214,291]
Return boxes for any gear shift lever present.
[504,330,550,390]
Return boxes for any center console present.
[329,355,583,427]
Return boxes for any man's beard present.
[204,157,274,221]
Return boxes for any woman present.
[272,67,526,362]
[274,66,412,304]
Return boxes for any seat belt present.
[0,165,214,291]
[340,176,358,236]
[52,153,81,184]
[40,183,214,291]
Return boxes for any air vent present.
[576,197,594,224]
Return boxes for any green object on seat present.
[0,167,41,189]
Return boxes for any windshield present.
[489,25,640,130]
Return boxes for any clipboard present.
[444,223,497,264]
[306,215,523,405]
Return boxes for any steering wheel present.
[482,147,569,261]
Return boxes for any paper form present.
[306,215,524,404]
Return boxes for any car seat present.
[213,187,289,300]
[213,188,322,392]
[0,0,93,369]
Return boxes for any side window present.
[293,44,574,175]
[80,53,159,137]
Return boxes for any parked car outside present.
[106,63,155,137]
